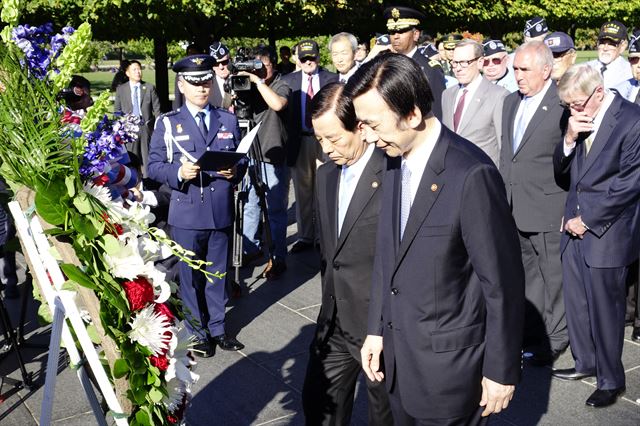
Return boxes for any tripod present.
[0,284,34,398]
[230,119,275,295]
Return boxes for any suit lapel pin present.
[176,124,183,133]
[372,181,379,188]
[142,85,146,90]
[542,105,548,111]
[431,184,438,192]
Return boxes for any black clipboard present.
[196,150,246,171]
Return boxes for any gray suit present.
[442,77,508,166]
[500,82,570,357]
[114,81,161,171]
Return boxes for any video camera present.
[224,47,263,92]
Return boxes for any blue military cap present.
[209,42,230,62]
[418,44,438,59]
[544,32,574,53]
[172,54,215,84]
[629,30,640,55]
[482,39,506,56]
[383,6,425,32]
[524,17,548,38]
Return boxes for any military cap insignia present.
[191,57,204,65]
[391,8,400,20]
[489,41,497,49]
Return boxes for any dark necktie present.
[305,75,314,129]
[196,111,208,138]
[453,88,467,132]
[600,64,607,76]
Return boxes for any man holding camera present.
[236,47,292,278]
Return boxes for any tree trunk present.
[153,36,170,112]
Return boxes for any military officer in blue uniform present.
[148,55,246,357]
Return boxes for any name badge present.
[175,135,190,141]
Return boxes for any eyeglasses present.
[630,57,640,65]
[560,86,598,110]
[215,59,229,67]
[300,56,317,63]
[388,28,413,35]
[450,57,480,68]
[482,57,505,66]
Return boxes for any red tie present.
[453,88,467,132]
[305,74,314,129]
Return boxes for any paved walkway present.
[1,204,640,425]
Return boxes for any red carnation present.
[93,174,110,186]
[166,414,178,424]
[122,277,155,311]
[150,354,169,371]
[113,223,124,235]
[155,303,175,322]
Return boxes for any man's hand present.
[479,377,515,417]
[217,165,236,180]
[565,111,594,145]
[179,161,200,180]
[564,215,588,238]
[360,335,384,382]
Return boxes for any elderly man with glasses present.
[482,39,518,92]
[442,39,508,166]
[552,63,640,408]
[587,21,632,89]
[500,40,571,368]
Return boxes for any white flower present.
[128,305,174,356]
[83,182,112,206]
[104,234,145,280]
[141,262,171,304]
[165,324,198,384]
[163,378,187,412]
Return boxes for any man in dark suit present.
[281,40,338,253]
[351,53,525,424]
[500,41,570,366]
[302,83,392,425]
[114,60,161,174]
[148,55,246,357]
[551,64,640,407]
[382,5,445,119]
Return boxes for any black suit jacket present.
[281,68,338,166]
[554,94,640,267]
[411,51,445,120]
[500,83,569,232]
[368,125,524,419]
[314,148,385,349]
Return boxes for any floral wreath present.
[0,1,218,425]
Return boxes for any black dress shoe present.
[551,367,595,381]
[586,387,625,407]
[212,334,244,351]
[241,250,263,267]
[632,327,640,342]
[191,340,215,358]
[290,240,313,253]
[264,259,287,280]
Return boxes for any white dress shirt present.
[338,143,375,235]
[402,120,442,205]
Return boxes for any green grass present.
[81,69,176,95]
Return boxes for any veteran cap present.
[598,20,627,44]
[209,41,230,62]
[442,33,464,50]
[629,30,640,55]
[172,54,215,84]
[418,43,439,58]
[298,39,319,59]
[482,39,506,56]
[524,17,548,38]
[544,32,574,53]
[383,6,425,32]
